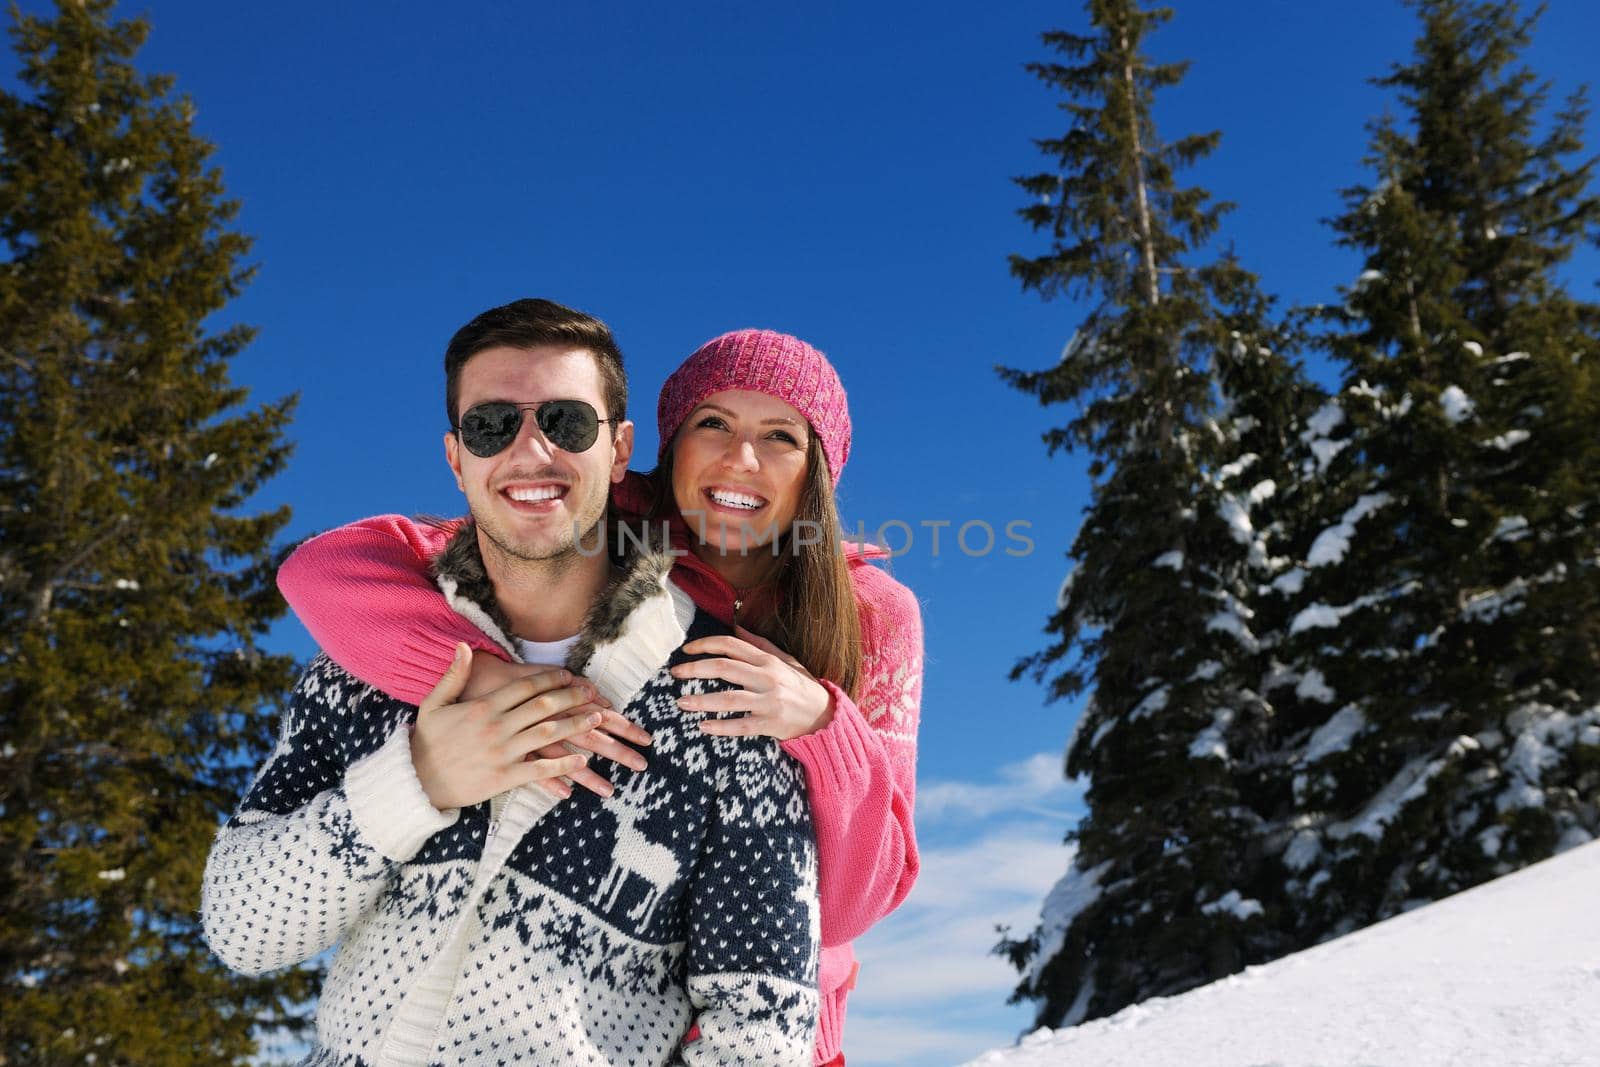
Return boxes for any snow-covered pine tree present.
[996,0,1318,1027]
[0,2,314,1062]
[1277,0,1600,942]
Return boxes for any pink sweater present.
[277,512,923,1064]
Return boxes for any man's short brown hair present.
[444,298,627,426]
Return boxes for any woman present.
[278,328,922,1065]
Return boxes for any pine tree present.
[0,3,313,1062]
[1278,0,1600,941]
[996,0,1317,1027]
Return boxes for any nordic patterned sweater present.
[201,524,820,1066]
[277,502,924,1064]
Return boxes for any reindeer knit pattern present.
[203,607,819,1065]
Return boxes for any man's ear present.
[444,430,466,492]
[610,420,635,483]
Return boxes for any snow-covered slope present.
[963,838,1600,1067]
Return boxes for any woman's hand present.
[462,649,653,799]
[670,626,835,741]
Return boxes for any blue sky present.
[9,1,1599,1063]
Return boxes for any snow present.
[1294,669,1335,704]
[1025,860,1114,989]
[1188,708,1235,762]
[1439,385,1474,423]
[1303,704,1365,762]
[1200,890,1263,921]
[1329,736,1478,841]
[1217,453,1258,481]
[1303,401,1344,438]
[1129,686,1170,722]
[1557,826,1595,852]
[1299,401,1349,474]
[1088,717,1116,749]
[1262,662,1300,691]
[1206,608,1257,650]
[1462,340,1484,357]
[1492,351,1531,365]
[1283,830,1321,871]
[1490,515,1530,542]
[963,838,1600,1067]
[1152,550,1184,570]
[1461,579,1529,623]
[1247,479,1276,504]
[1505,705,1600,797]
[1289,583,1412,635]
[1288,603,1342,633]
[1496,782,1545,813]
[1305,437,1347,472]
[1218,495,1253,545]
[97,868,125,881]
[1270,567,1306,595]
[1350,380,1415,420]
[1057,981,1097,1031]
[1485,428,1531,450]
[1307,493,1391,568]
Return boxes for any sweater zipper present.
[732,597,742,628]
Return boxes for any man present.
[202,299,820,1066]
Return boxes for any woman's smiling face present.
[671,389,810,563]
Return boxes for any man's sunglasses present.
[452,400,620,458]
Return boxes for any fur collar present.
[431,521,689,689]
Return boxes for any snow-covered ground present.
[962,838,1600,1067]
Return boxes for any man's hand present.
[461,649,653,799]
[411,643,603,809]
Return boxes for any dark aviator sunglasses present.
[452,400,620,458]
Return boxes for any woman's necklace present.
[729,579,773,629]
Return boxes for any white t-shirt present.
[513,634,580,668]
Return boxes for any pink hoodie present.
[276,484,922,1063]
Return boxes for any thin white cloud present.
[845,1007,1022,1067]
[854,825,1075,1005]
[917,751,1086,822]
[837,753,1089,1066]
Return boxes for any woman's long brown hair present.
[650,434,865,700]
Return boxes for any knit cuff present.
[780,681,882,803]
[812,975,849,1065]
[386,629,509,707]
[344,727,459,862]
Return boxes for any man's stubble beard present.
[471,482,609,579]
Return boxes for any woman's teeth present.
[709,489,765,510]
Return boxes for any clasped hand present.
[411,644,652,809]
[670,626,835,741]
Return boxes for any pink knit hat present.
[657,329,851,485]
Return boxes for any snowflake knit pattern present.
[202,539,819,1066]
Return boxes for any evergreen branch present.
[23,513,131,628]
[0,346,36,373]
